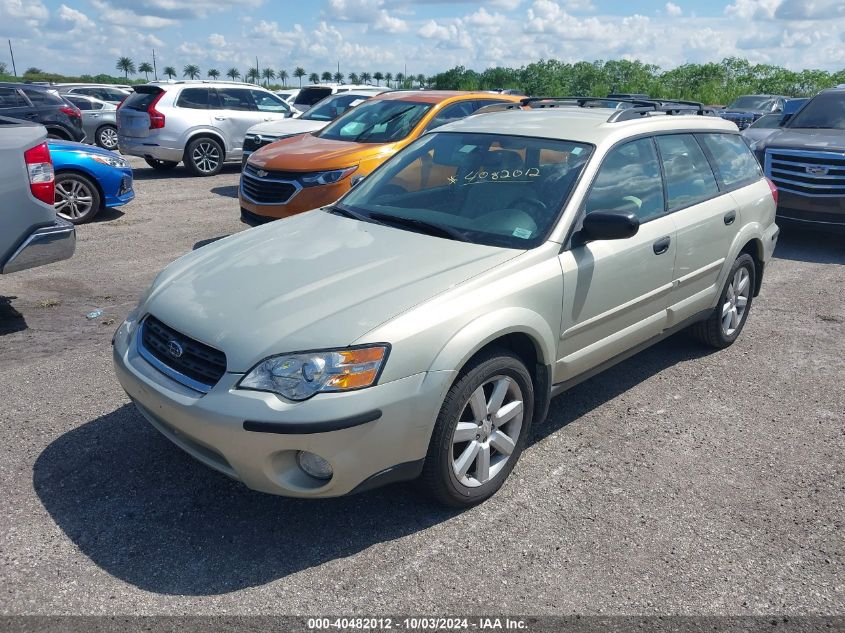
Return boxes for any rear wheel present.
[54,172,101,224]
[144,157,179,171]
[418,349,534,507]
[185,137,224,176]
[95,125,119,150]
[689,253,756,349]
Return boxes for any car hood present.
[723,109,766,115]
[142,210,521,372]
[248,133,398,171]
[759,128,845,152]
[245,118,326,137]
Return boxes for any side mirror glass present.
[581,210,640,241]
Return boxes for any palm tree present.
[163,66,176,79]
[333,71,344,84]
[261,68,276,86]
[294,66,306,87]
[278,69,288,86]
[183,64,200,79]
[360,72,372,85]
[395,72,404,88]
[321,71,332,83]
[138,62,153,81]
[246,67,259,83]
[373,71,384,86]
[207,68,220,80]
[416,73,425,87]
[309,72,320,84]
[384,72,393,88]
[226,67,240,81]
[116,57,135,79]
[348,72,360,84]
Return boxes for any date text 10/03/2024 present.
[306,617,528,630]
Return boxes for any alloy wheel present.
[55,178,94,221]
[191,142,221,174]
[99,127,118,150]
[722,267,750,336]
[451,375,524,488]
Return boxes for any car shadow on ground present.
[193,235,230,250]
[0,296,27,335]
[210,185,239,199]
[131,164,242,181]
[33,332,712,596]
[773,224,845,265]
[92,207,126,223]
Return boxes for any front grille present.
[243,134,277,153]
[139,316,227,391]
[765,148,845,197]
[241,164,301,205]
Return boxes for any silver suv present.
[113,100,779,506]
[116,81,292,176]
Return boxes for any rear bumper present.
[118,137,183,163]
[777,192,845,227]
[1,217,76,274]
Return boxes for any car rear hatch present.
[117,86,163,139]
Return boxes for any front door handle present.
[214,116,227,121]
[653,236,671,255]
[724,210,736,225]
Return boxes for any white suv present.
[116,81,292,176]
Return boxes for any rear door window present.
[655,134,720,211]
[0,87,28,109]
[585,138,665,223]
[67,96,93,110]
[696,133,761,189]
[176,88,213,109]
[22,89,62,106]
[215,88,255,111]
[424,101,476,132]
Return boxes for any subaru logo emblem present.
[256,169,268,178]
[167,339,184,358]
[806,165,829,176]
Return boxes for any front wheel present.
[54,172,101,224]
[689,253,756,348]
[184,137,224,176]
[144,157,179,171]
[95,125,119,150]
[418,349,534,507]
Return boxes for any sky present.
[2,0,845,79]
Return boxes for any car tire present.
[95,125,119,150]
[418,348,534,507]
[184,137,224,176]
[144,157,179,171]
[54,172,101,224]
[689,253,756,349]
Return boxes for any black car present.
[718,94,789,130]
[0,82,85,142]
[751,86,845,228]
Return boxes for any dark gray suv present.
[0,83,85,142]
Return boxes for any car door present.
[66,96,97,140]
[212,87,266,157]
[653,133,731,326]
[556,137,676,382]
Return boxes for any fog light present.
[297,451,333,480]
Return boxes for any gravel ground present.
[1,156,843,616]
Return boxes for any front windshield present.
[787,93,845,130]
[317,100,432,143]
[302,93,370,122]
[337,132,594,249]
[749,114,781,129]
[729,96,776,111]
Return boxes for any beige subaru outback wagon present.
[113,99,779,507]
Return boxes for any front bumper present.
[112,317,453,497]
[776,191,845,228]
[104,171,135,208]
[1,217,76,274]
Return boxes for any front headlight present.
[301,166,357,187]
[90,154,130,169]
[238,345,389,401]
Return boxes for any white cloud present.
[775,0,845,20]
[665,2,682,16]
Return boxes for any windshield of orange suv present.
[317,100,433,143]
[332,132,594,249]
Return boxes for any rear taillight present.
[24,142,55,206]
[148,91,165,129]
[60,105,81,119]
[766,177,778,206]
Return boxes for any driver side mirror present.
[581,210,640,241]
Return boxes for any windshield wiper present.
[326,204,378,223]
[368,212,469,242]
[354,106,417,142]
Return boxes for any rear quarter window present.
[696,132,762,189]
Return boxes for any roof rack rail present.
[473,95,716,121]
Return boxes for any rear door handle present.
[214,116,227,121]
[653,236,671,255]
[724,210,736,225]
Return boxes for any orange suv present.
[239,91,521,223]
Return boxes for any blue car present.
[48,140,134,224]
